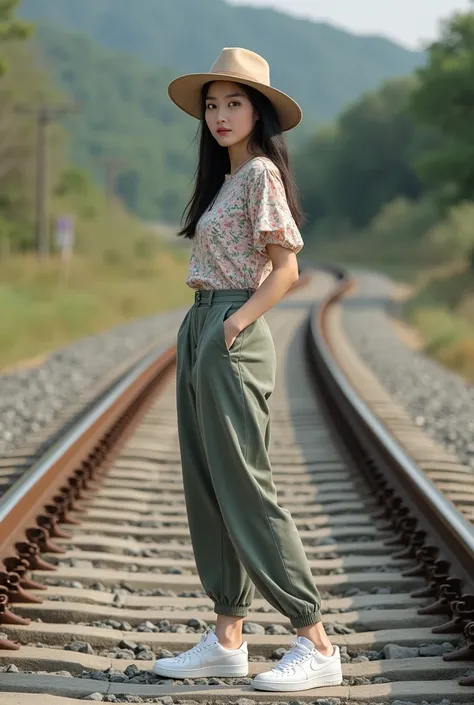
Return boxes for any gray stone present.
[5,664,19,673]
[136,649,155,660]
[187,618,208,630]
[170,623,187,633]
[242,622,265,635]
[114,649,136,659]
[104,619,122,629]
[137,620,158,632]
[65,641,94,654]
[82,695,103,702]
[419,643,451,657]
[265,624,290,635]
[271,647,287,659]
[124,664,141,678]
[91,583,106,592]
[118,639,138,651]
[339,646,351,663]
[383,643,419,659]
[157,649,174,659]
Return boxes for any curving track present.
[0,269,473,704]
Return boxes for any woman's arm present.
[224,244,299,349]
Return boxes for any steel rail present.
[307,265,474,584]
[0,342,176,565]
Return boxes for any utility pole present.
[15,103,80,260]
[95,156,127,211]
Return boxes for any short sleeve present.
[246,165,304,255]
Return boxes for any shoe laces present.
[176,631,213,662]
[273,641,310,674]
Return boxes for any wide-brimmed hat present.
[168,47,302,132]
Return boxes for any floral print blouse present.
[185,155,304,290]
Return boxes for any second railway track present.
[1,268,474,704]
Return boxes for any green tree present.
[0,39,67,252]
[0,0,31,74]
[294,77,438,233]
[410,9,474,206]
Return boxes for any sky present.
[227,0,472,49]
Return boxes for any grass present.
[0,249,192,371]
[402,262,474,382]
[5,209,474,385]
[0,174,195,371]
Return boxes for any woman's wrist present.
[226,315,244,336]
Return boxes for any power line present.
[15,102,80,260]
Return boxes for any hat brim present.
[168,72,302,132]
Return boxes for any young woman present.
[152,47,342,692]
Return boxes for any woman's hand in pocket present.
[224,316,242,351]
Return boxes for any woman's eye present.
[206,102,240,109]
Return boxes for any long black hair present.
[177,81,304,239]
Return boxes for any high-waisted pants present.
[175,288,322,628]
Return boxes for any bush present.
[370,196,438,243]
[438,338,474,383]
[426,201,474,266]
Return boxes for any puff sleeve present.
[246,165,304,255]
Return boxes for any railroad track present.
[1,267,474,704]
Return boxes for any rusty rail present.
[305,264,474,687]
[0,341,176,647]
[0,273,311,649]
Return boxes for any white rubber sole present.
[252,672,343,692]
[151,662,249,678]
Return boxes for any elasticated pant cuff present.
[214,604,250,618]
[290,612,322,628]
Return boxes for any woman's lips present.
[217,129,231,134]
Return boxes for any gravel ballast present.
[341,269,474,470]
[0,308,186,456]
[4,268,474,472]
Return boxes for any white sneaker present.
[151,629,248,678]
[252,636,342,692]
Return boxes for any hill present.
[19,0,424,123]
[33,24,197,224]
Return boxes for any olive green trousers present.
[175,288,321,628]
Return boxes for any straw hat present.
[168,47,302,132]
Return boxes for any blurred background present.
[2,0,474,381]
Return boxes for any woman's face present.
[205,80,258,147]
